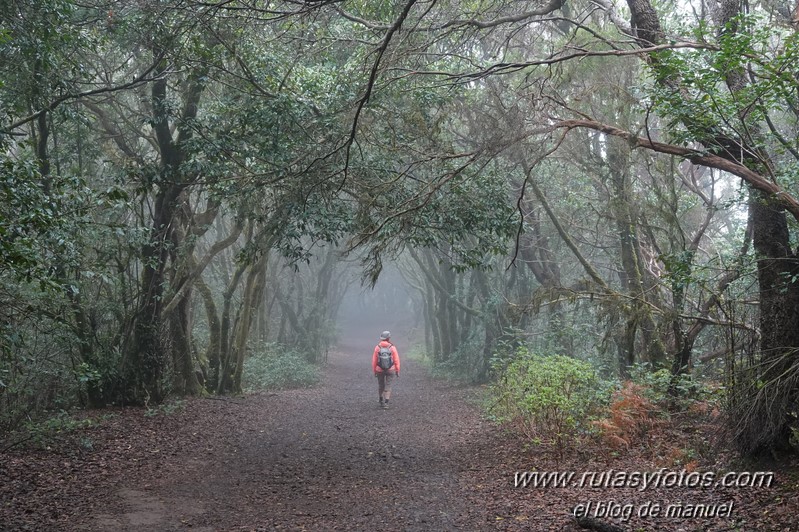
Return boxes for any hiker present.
[372,330,400,409]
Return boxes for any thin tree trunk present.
[169,288,201,396]
[231,255,268,393]
[607,137,666,370]
[196,276,220,392]
[217,258,248,394]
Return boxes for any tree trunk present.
[423,277,437,357]
[196,276,220,392]
[123,53,206,404]
[168,288,201,396]
[746,191,799,453]
[230,255,268,393]
[217,259,248,394]
[126,185,179,404]
[607,136,667,370]
[442,258,459,356]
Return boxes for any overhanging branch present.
[554,119,799,222]
[1,52,166,134]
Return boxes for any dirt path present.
[16,337,498,531]
[140,344,492,531]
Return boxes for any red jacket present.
[372,340,400,374]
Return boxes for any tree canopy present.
[2,0,799,458]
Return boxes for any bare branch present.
[331,5,390,30]
[1,52,166,134]
[590,0,634,36]
[404,41,717,81]
[438,0,566,29]
[342,0,422,183]
[520,157,611,291]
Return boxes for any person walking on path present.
[372,331,400,409]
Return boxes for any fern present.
[592,381,658,449]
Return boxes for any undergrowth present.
[591,381,659,449]
[487,349,724,464]
[243,344,319,392]
[404,345,477,384]
[487,348,609,450]
[1,409,116,452]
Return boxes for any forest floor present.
[2,334,799,531]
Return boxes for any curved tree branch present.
[439,0,566,29]
[553,119,799,222]
[1,52,165,134]
[341,0,421,181]
[520,158,611,291]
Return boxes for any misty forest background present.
[2,0,799,460]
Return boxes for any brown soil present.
[2,336,798,531]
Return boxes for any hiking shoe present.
[383,401,389,409]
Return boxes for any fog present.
[335,263,421,350]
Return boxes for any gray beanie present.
[380,330,391,340]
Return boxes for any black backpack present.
[377,344,394,370]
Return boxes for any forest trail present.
[64,333,502,531]
[5,333,795,531]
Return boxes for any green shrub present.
[628,365,673,401]
[629,363,718,408]
[15,410,94,450]
[488,348,607,448]
[427,338,485,382]
[242,344,319,392]
[144,399,186,418]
